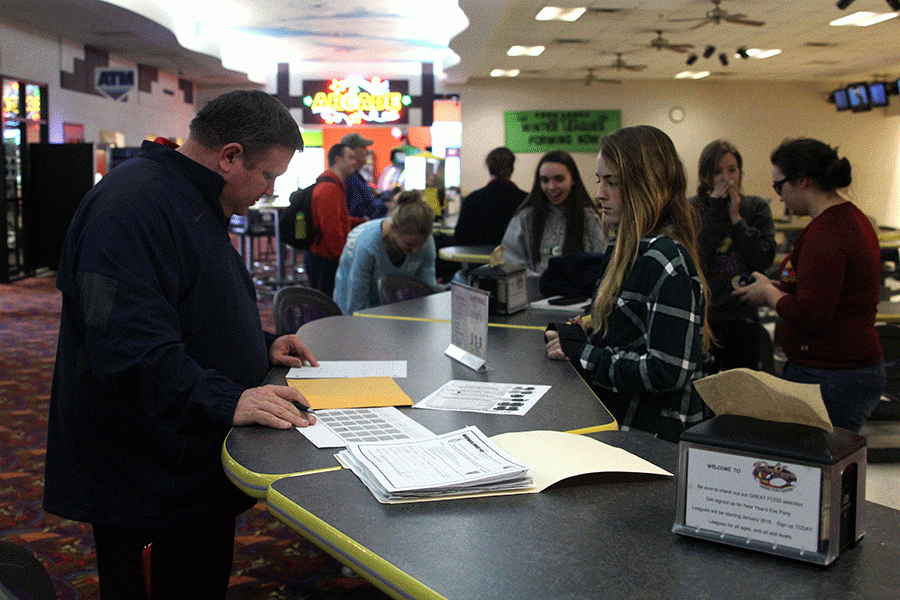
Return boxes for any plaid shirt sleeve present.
[579,237,705,397]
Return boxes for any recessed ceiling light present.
[674,71,710,80]
[490,69,520,77]
[508,45,545,56]
[535,6,586,21]
[744,48,781,59]
[830,11,898,26]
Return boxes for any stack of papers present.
[336,426,533,503]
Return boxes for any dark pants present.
[93,516,235,600]
[304,250,339,297]
[781,359,886,432]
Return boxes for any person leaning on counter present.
[333,190,437,314]
[545,126,712,442]
[43,90,320,599]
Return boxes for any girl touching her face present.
[690,140,775,374]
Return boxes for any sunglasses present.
[772,177,790,195]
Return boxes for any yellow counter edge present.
[267,485,446,600]
[220,438,342,499]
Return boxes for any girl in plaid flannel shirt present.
[546,125,712,442]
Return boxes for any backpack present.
[279,174,341,250]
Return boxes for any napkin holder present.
[672,414,866,565]
[469,263,528,315]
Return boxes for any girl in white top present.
[501,149,605,274]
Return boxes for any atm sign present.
[95,68,136,100]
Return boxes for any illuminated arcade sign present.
[302,76,412,126]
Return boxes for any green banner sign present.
[504,110,621,153]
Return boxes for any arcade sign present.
[95,67,136,101]
[302,76,412,126]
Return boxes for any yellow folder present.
[287,376,413,410]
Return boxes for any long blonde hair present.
[591,125,711,350]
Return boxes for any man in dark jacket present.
[43,90,319,598]
[452,146,527,246]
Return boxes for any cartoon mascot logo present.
[752,461,797,491]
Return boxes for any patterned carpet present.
[0,273,387,599]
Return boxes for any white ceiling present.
[1,0,898,87]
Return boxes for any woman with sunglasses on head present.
[545,126,712,442]
[501,149,605,274]
[733,138,884,432]
[691,140,776,373]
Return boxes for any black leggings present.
[92,516,235,600]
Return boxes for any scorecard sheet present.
[414,380,550,416]
[296,407,435,448]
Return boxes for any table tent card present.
[445,282,489,371]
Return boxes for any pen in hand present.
[291,400,315,414]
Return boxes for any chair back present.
[0,540,55,600]
[273,285,342,334]
[378,273,437,305]
[876,324,900,406]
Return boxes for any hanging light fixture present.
[718,52,729,66]
[703,45,716,59]
[686,54,698,66]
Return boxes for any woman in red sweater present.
[734,138,884,432]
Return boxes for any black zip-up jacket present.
[44,140,268,527]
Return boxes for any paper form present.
[414,380,550,416]
[296,407,436,449]
[338,429,673,504]
[336,426,532,502]
[287,361,407,379]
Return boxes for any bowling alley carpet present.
[0,273,387,600]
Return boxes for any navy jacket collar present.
[138,139,227,224]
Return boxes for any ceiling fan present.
[597,53,648,72]
[582,69,622,86]
[638,30,695,54]
[669,0,765,29]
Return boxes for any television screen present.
[869,82,889,107]
[831,88,850,111]
[847,83,871,111]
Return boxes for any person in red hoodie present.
[305,142,365,295]
[734,138,884,432]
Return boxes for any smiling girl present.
[500,150,605,274]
